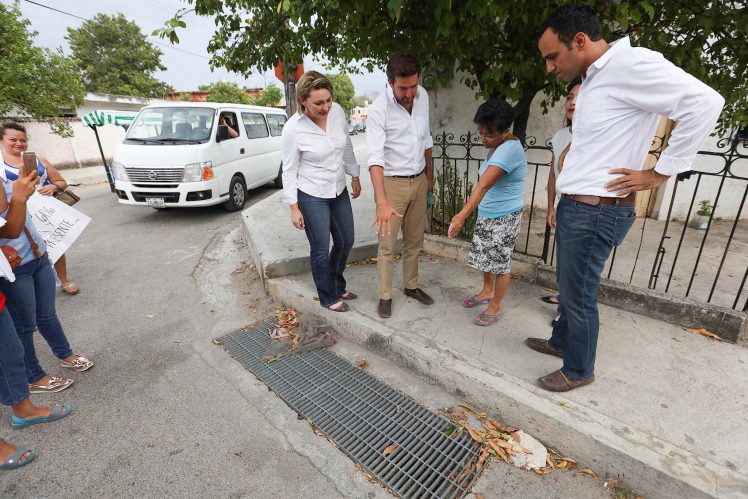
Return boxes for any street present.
[0,137,609,497]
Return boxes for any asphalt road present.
[0,134,611,497]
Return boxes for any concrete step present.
[266,259,748,499]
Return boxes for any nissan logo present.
[148,170,158,180]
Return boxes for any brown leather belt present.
[562,193,636,206]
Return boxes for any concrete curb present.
[268,277,748,499]
[423,235,747,343]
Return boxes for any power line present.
[22,0,211,61]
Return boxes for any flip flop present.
[0,448,36,470]
[12,404,73,430]
[473,311,504,327]
[326,301,349,312]
[61,283,80,295]
[462,295,491,308]
[340,291,358,300]
[540,295,559,304]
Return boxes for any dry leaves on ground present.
[357,359,369,369]
[355,463,379,484]
[275,307,300,331]
[382,443,399,458]
[684,327,726,342]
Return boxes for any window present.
[124,107,215,144]
[219,112,240,140]
[266,114,287,137]
[241,112,269,139]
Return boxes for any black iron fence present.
[430,128,747,311]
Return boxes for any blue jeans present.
[297,189,355,308]
[549,197,636,380]
[0,308,30,405]
[0,254,73,383]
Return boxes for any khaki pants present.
[377,174,427,299]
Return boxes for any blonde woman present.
[280,71,362,312]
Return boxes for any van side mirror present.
[216,124,230,142]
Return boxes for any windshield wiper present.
[148,138,202,144]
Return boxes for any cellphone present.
[21,151,37,178]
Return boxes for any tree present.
[256,83,283,107]
[67,13,171,97]
[199,81,252,104]
[326,74,356,116]
[353,95,368,108]
[0,2,84,136]
[157,1,747,138]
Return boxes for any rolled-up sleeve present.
[366,102,386,169]
[622,54,724,176]
[280,124,300,204]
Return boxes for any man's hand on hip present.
[606,168,669,196]
[370,202,403,237]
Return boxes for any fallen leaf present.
[313,296,320,301]
[357,359,369,369]
[146,314,155,319]
[211,338,221,345]
[605,478,619,487]
[231,265,247,275]
[560,402,573,409]
[234,450,245,458]
[173,340,181,344]
[684,327,726,341]
[457,463,472,483]
[466,427,485,443]
[579,468,598,478]
[546,455,556,469]
[382,443,399,458]
[672,337,682,342]
[475,493,485,499]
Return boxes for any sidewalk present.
[61,164,111,186]
[243,161,748,498]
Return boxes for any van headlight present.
[183,161,213,182]
[111,162,128,181]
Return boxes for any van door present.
[213,110,245,197]
[265,114,287,177]
[239,111,277,186]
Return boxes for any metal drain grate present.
[220,319,482,498]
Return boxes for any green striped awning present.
[82,109,138,127]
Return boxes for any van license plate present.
[146,198,165,208]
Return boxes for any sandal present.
[0,448,36,470]
[12,404,73,429]
[61,282,80,295]
[462,295,491,308]
[473,311,503,327]
[326,301,349,312]
[28,376,74,394]
[541,295,559,304]
[340,291,358,300]
[60,355,94,372]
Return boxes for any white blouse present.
[280,102,360,204]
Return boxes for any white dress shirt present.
[558,36,725,196]
[280,102,360,204]
[366,85,433,175]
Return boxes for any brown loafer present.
[404,288,434,305]
[537,369,595,392]
[377,299,392,318]
[524,338,564,358]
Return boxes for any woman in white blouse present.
[281,71,362,312]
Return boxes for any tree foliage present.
[326,74,356,116]
[0,2,84,136]
[200,81,253,104]
[256,83,283,106]
[67,13,172,98]
[157,1,747,137]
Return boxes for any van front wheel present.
[224,175,247,212]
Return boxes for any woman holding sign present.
[0,146,93,394]
[0,166,73,469]
[1,122,81,295]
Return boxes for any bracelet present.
[352,177,360,181]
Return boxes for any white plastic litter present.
[509,430,548,470]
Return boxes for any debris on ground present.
[683,327,726,341]
[262,307,335,362]
[357,358,369,369]
[508,431,548,470]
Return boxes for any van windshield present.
[124,107,216,144]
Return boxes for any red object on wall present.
[274,61,304,83]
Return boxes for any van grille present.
[125,167,183,183]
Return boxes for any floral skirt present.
[467,209,523,275]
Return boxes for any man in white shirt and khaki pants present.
[528,4,724,391]
[368,51,435,319]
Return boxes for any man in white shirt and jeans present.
[368,51,435,318]
[528,4,724,391]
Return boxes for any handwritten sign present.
[26,193,90,263]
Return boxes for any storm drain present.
[219,319,482,498]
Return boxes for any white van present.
[111,102,287,211]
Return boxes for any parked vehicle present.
[348,123,359,135]
[110,102,287,211]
